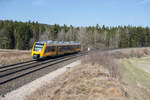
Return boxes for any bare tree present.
[39,26,52,41]
[57,29,65,41]
[77,27,90,50]
[65,28,74,41]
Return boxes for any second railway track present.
[0,52,87,86]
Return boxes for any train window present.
[45,46,55,53]
[70,45,73,51]
[51,46,55,52]
[67,46,69,51]
[58,46,65,52]
[70,46,72,51]
[62,46,65,52]
[58,46,61,52]
[65,46,68,51]
[63,46,66,51]
[59,46,61,52]
[59,46,63,52]
[77,45,81,49]
[68,46,70,51]
[34,43,44,52]
[68,45,72,51]
[71,45,73,50]
[45,47,49,53]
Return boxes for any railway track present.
[1,47,149,96]
[0,52,87,85]
[0,60,36,69]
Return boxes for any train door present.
[56,45,58,56]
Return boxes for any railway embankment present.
[24,47,150,100]
[0,52,84,97]
[1,47,150,100]
[1,60,81,100]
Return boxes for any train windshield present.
[34,43,44,52]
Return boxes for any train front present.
[32,42,46,59]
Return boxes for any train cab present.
[31,42,46,59]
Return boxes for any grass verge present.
[120,58,150,100]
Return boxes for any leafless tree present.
[39,26,52,41]
[77,27,91,50]
[57,29,65,41]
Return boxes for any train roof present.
[35,40,80,46]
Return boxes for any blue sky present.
[0,0,150,27]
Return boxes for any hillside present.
[24,48,150,100]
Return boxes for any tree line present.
[0,20,150,50]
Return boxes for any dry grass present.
[0,49,31,65]
[26,64,128,100]
[110,48,150,59]
[24,48,150,100]
[120,58,150,100]
[25,51,129,100]
[82,51,121,79]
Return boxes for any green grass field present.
[120,57,150,100]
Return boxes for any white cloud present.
[139,0,150,4]
[32,0,46,6]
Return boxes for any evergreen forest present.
[0,20,150,50]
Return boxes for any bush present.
[82,51,121,79]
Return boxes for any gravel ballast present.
[1,60,81,100]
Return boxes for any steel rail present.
[0,52,87,85]
[0,60,36,69]
[0,53,82,77]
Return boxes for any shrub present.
[82,51,121,79]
